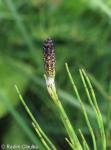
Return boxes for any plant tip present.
[43,38,56,79]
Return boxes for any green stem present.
[49,84,83,150]
[15,85,57,150]
[65,63,97,150]
[32,122,51,150]
[81,69,106,150]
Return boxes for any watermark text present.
[1,144,38,149]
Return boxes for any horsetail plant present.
[43,38,82,150]
[15,38,106,150]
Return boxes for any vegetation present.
[0,0,111,149]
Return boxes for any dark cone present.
[43,38,56,78]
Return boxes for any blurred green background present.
[0,0,111,149]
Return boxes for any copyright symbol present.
[1,144,5,149]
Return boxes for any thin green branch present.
[15,85,57,150]
[80,69,106,150]
[32,122,51,150]
[78,129,90,150]
[65,137,74,149]
[65,63,97,150]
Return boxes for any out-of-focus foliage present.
[0,0,111,149]
[0,56,33,118]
